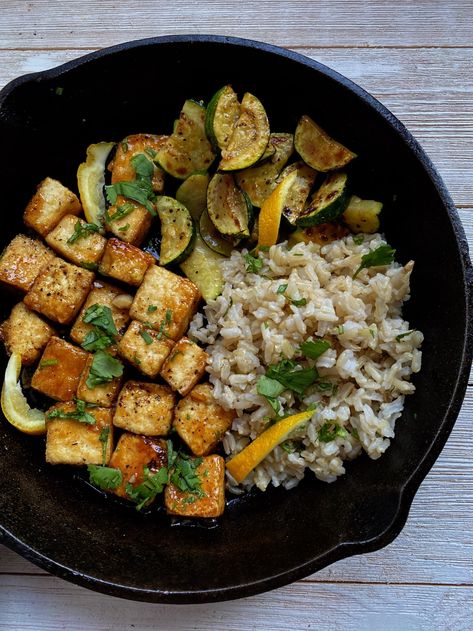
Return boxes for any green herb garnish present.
[99,426,110,466]
[67,220,100,244]
[396,330,415,341]
[88,465,123,490]
[144,147,157,159]
[106,181,156,216]
[140,329,153,345]
[47,399,96,425]
[86,351,124,388]
[317,422,348,443]
[291,298,307,307]
[256,375,285,415]
[126,466,169,511]
[266,359,318,396]
[299,339,331,360]
[156,309,172,340]
[80,261,98,270]
[244,252,263,273]
[170,453,205,498]
[39,359,59,368]
[147,305,158,313]
[106,201,136,223]
[81,329,115,352]
[353,234,364,245]
[83,304,118,337]
[277,284,288,294]
[353,244,396,279]
[55,86,64,96]
[118,223,130,232]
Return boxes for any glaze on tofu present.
[1,302,56,366]
[129,266,201,341]
[160,337,208,395]
[45,402,113,465]
[165,454,225,518]
[117,320,174,378]
[45,214,107,266]
[98,238,155,286]
[173,383,234,456]
[31,337,89,401]
[113,381,175,436]
[24,257,94,325]
[24,177,81,237]
[108,433,168,503]
[0,235,55,293]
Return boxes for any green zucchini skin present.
[207,172,252,237]
[180,234,225,302]
[199,209,236,257]
[296,172,350,227]
[175,173,209,220]
[205,85,240,150]
[156,100,216,180]
[156,196,196,265]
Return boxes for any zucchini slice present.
[199,209,236,257]
[207,173,252,237]
[156,196,196,266]
[77,141,115,231]
[235,133,294,207]
[175,173,209,220]
[295,115,356,172]
[219,93,270,171]
[180,234,225,302]
[279,160,318,225]
[156,100,216,180]
[288,223,349,247]
[205,85,241,150]
[296,172,350,227]
[343,195,382,234]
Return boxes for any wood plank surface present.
[0,1,472,629]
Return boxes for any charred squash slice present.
[205,85,241,150]
[296,172,350,227]
[295,115,356,172]
[207,173,252,237]
[175,173,209,220]
[279,161,318,225]
[156,196,196,265]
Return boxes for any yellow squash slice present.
[77,141,115,230]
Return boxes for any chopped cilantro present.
[88,465,122,490]
[170,453,205,498]
[118,223,130,233]
[299,339,331,360]
[99,426,110,466]
[353,234,364,245]
[353,244,396,279]
[277,284,288,294]
[317,422,348,443]
[257,375,285,415]
[80,261,98,270]
[106,201,136,223]
[83,304,118,337]
[156,309,172,340]
[147,305,158,313]
[266,359,318,396]
[336,325,345,335]
[144,147,157,159]
[47,399,96,425]
[67,220,100,245]
[81,329,115,352]
[86,351,124,388]
[291,298,307,307]
[243,252,263,273]
[105,181,156,216]
[39,359,59,368]
[126,466,169,511]
[139,329,153,345]
[396,330,415,341]
[54,86,64,96]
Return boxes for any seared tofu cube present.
[45,402,113,465]
[165,454,225,518]
[31,337,89,401]
[45,214,107,266]
[24,257,94,325]
[174,383,234,456]
[106,134,166,245]
[109,432,167,504]
[0,234,55,293]
[113,381,175,436]
[24,177,81,237]
[76,353,123,407]
[160,337,208,395]
[129,266,200,341]
[98,238,155,286]
[117,320,174,378]
[1,302,55,366]
[70,281,132,346]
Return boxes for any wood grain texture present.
[1,0,473,48]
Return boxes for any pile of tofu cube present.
[0,173,234,518]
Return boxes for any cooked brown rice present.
[189,234,423,493]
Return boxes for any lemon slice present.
[257,169,297,249]
[77,141,115,230]
[1,353,46,435]
[226,408,314,484]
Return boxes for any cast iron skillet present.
[0,35,471,604]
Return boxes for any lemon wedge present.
[257,169,297,249]
[77,141,115,230]
[1,353,46,435]
[226,408,314,484]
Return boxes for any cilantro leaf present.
[244,252,263,273]
[156,309,173,340]
[317,422,348,442]
[299,339,331,360]
[266,359,318,396]
[396,330,415,341]
[67,220,100,244]
[291,298,307,307]
[170,453,205,497]
[353,244,396,278]
[86,351,124,388]
[277,284,288,294]
[126,466,169,511]
[81,328,115,352]
[83,304,118,337]
[131,153,154,179]
[353,234,364,245]
[99,426,110,466]
[39,359,59,368]
[139,329,153,345]
[105,181,156,216]
[106,202,135,223]
[88,465,123,490]
[47,400,96,425]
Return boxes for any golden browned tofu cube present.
[117,320,174,377]
[129,266,200,341]
[165,454,225,518]
[31,337,89,401]
[109,433,167,504]
[113,381,175,436]
[98,238,155,286]
[174,383,234,456]
[160,337,208,395]
[45,402,113,465]
[1,302,55,365]
[70,281,132,346]
[105,134,166,245]
[24,177,81,237]
[76,353,123,407]
[45,214,107,266]
[0,234,55,293]
[24,257,94,325]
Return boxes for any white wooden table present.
[1,2,472,629]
